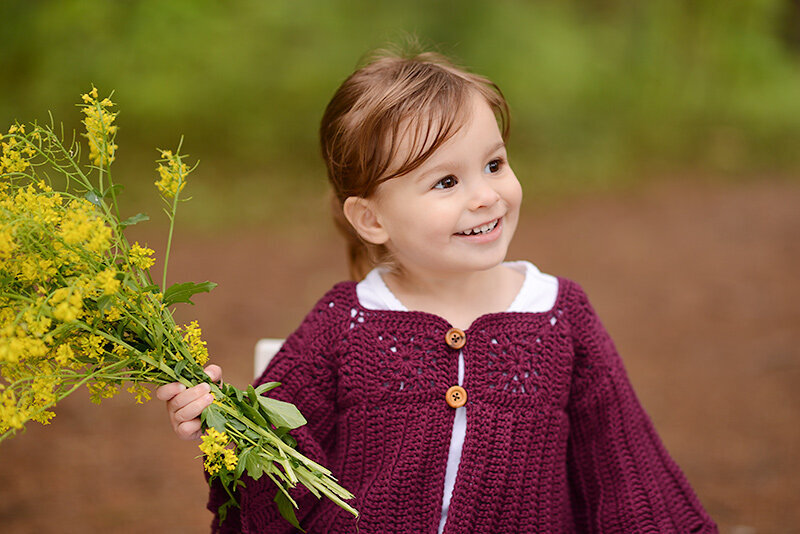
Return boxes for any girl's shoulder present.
[293,280,360,334]
[312,280,360,310]
[497,260,595,322]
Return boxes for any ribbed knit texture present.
[208,278,717,533]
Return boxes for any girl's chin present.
[444,250,511,274]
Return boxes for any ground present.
[0,177,798,533]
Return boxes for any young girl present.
[157,50,718,533]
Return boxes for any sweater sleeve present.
[565,282,717,533]
[207,290,348,533]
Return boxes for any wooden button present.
[445,328,466,349]
[446,385,467,408]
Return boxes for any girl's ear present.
[343,196,389,245]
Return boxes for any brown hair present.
[320,49,510,280]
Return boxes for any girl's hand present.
[155,364,222,441]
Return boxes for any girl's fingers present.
[168,382,210,412]
[159,368,221,440]
[204,364,222,382]
[157,364,220,404]
[172,388,214,425]
[155,382,186,402]
[175,419,203,441]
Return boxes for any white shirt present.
[356,261,558,533]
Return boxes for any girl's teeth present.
[460,219,498,235]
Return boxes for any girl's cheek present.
[505,175,523,207]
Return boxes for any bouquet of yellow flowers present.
[0,88,356,527]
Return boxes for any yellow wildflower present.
[81,86,99,102]
[78,333,106,362]
[58,203,93,244]
[20,334,48,358]
[31,376,57,406]
[0,125,36,174]
[30,409,56,425]
[154,150,189,198]
[87,223,113,255]
[54,344,75,366]
[0,388,27,431]
[51,241,82,275]
[81,87,118,167]
[126,382,151,404]
[7,181,63,226]
[16,255,55,283]
[0,228,16,259]
[181,320,209,366]
[38,259,57,279]
[199,428,238,475]
[128,242,155,270]
[0,334,26,364]
[105,306,124,322]
[87,380,119,404]
[49,287,84,323]
[95,269,120,295]
[22,307,52,337]
[34,179,51,193]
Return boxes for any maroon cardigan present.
[209,278,717,533]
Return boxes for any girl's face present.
[367,92,522,279]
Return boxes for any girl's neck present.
[382,263,524,330]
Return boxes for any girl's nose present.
[467,175,501,210]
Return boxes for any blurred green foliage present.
[2,0,799,227]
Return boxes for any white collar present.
[356,261,558,314]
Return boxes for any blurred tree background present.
[2,1,800,532]
[2,0,798,229]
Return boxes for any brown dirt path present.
[1,177,798,533]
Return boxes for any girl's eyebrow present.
[416,141,507,181]
[486,141,506,156]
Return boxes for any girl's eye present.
[433,175,458,189]
[485,158,503,174]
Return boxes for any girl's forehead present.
[392,93,498,169]
[382,94,485,178]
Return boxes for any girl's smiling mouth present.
[455,218,501,238]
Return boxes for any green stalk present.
[159,136,187,291]
[161,191,180,290]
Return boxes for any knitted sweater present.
[208,277,717,533]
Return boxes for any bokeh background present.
[1,1,799,532]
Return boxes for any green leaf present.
[244,449,264,480]
[118,213,149,229]
[223,383,244,404]
[254,382,281,395]
[257,397,307,430]
[102,183,124,198]
[141,284,161,294]
[84,190,102,207]
[235,447,250,479]
[241,401,267,427]
[95,295,113,313]
[163,281,217,306]
[274,489,305,532]
[244,429,261,443]
[174,359,187,376]
[228,419,246,432]
[202,403,226,433]
[217,497,239,526]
